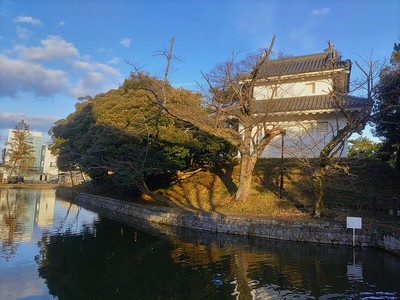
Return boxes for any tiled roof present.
[252,94,370,115]
[256,49,351,78]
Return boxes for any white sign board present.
[347,217,362,229]
[347,263,363,281]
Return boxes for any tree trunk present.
[235,154,257,202]
[233,252,252,300]
[69,170,75,187]
[136,180,174,207]
[396,145,400,171]
[313,167,325,218]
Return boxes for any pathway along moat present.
[1,188,399,299]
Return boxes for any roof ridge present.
[269,51,328,63]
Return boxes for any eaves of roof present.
[252,50,351,79]
[252,94,370,115]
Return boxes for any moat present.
[1,188,399,299]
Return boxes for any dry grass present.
[62,158,399,224]
[161,158,400,223]
[163,160,311,219]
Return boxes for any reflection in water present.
[0,189,56,260]
[0,188,399,300]
[160,227,400,299]
[0,188,98,300]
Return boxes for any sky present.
[0,0,399,145]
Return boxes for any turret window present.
[305,82,316,95]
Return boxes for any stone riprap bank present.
[73,192,400,255]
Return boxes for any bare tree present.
[286,57,378,217]
[134,36,285,202]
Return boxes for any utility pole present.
[279,129,286,199]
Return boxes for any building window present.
[305,82,316,95]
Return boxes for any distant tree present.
[348,136,380,158]
[373,42,400,170]
[5,120,35,179]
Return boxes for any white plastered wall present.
[258,115,348,158]
[253,76,333,99]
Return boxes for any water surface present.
[1,188,399,299]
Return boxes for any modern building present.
[39,145,59,182]
[0,189,56,246]
[1,129,59,182]
[24,130,43,173]
[246,41,370,158]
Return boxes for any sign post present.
[346,217,362,247]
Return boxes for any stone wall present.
[74,192,400,255]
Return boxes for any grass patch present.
[162,158,400,223]
[63,158,399,224]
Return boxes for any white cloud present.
[57,21,65,27]
[13,16,42,26]
[120,38,131,48]
[16,26,31,39]
[71,60,120,76]
[94,62,120,76]
[0,55,67,97]
[311,7,330,16]
[0,112,25,129]
[26,114,60,132]
[0,111,59,133]
[70,72,117,97]
[3,36,121,100]
[15,35,79,61]
[71,60,92,70]
[108,57,122,64]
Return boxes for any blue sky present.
[0,0,399,144]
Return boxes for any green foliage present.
[348,136,380,158]
[50,74,234,193]
[373,41,400,170]
[391,42,400,65]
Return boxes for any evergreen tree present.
[373,42,400,170]
[348,136,380,158]
[50,75,233,203]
